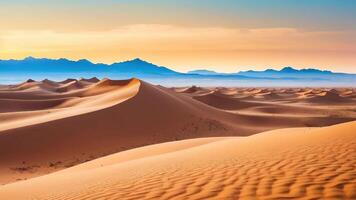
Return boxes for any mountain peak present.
[24,56,36,61]
[108,58,178,74]
[280,66,297,72]
[115,58,151,65]
[132,58,143,61]
[77,59,92,64]
[130,58,147,63]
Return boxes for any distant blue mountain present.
[188,69,223,75]
[0,56,102,72]
[0,57,179,75]
[188,66,351,78]
[110,58,178,75]
[0,57,355,87]
[236,66,347,78]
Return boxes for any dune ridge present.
[0,78,140,132]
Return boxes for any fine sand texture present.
[0,121,355,199]
[0,79,355,184]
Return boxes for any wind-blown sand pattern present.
[0,121,355,199]
[0,78,355,199]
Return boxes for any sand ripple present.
[1,121,355,200]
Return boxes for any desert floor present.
[0,78,355,199]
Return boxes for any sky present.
[1,0,356,73]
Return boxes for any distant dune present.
[0,79,355,185]
[0,121,355,199]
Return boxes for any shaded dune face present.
[0,79,355,185]
[0,121,355,200]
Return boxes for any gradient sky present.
[1,0,356,73]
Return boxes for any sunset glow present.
[1,0,355,73]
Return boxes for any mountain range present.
[189,67,352,78]
[0,57,177,75]
[0,57,355,87]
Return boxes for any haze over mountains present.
[1,57,355,87]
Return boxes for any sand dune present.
[302,91,354,104]
[193,91,262,110]
[79,77,100,83]
[174,85,212,95]
[0,79,242,184]
[0,121,354,199]
[10,79,41,91]
[55,80,86,93]
[179,87,356,119]
[0,79,355,185]
[0,78,140,131]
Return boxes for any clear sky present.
[1,0,356,73]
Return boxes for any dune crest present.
[0,78,140,132]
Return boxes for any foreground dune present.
[0,79,355,184]
[0,78,248,184]
[0,121,355,199]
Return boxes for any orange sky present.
[1,1,356,73]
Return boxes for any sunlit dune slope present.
[0,121,355,200]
